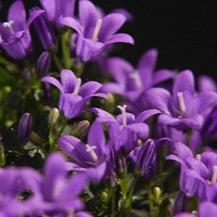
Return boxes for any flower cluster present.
[0,0,217,217]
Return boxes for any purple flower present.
[175,202,217,217]
[33,153,88,215]
[29,8,56,50]
[102,49,174,105]
[172,192,187,215]
[144,70,217,130]
[167,142,217,201]
[58,121,109,182]
[61,0,134,61]
[0,167,42,216]
[0,0,32,59]
[91,106,160,153]
[18,113,32,140]
[39,0,75,26]
[198,75,217,92]
[41,69,107,118]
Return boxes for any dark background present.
[1,0,216,76]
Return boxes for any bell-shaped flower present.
[102,49,174,105]
[144,70,217,130]
[167,142,217,202]
[58,121,109,182]
[39,0,75,26]
[91,106,160,153]
[60,0,134,61]
[0,0,32,59]
[41,69,107,118]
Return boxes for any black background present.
[1,0,216,77]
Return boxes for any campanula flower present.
[41,69,107,118]
[172,192,187,215]
[0,0,31,59]
[102,49,174,105]
[58,121,109,182]
[39,0,75,26]
[144,70,217,130]
[61,0,134,61]
[167,142,217,202]
[91,106,160,153]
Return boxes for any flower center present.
[92,19,103,42]
[177,92,186,117]
[130,70,142,89]
[2,20,14,34]
[85,144,98,162]
[117,105,127,127]
[72,78,82,95]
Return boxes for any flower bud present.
[18,113,32,140]
[37,51,51,74]
[172,192,187,215]
[72,120,90,135]
[30,7,56,50]
[153,187,162,204]
[48,108,60,125]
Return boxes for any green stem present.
[50,49,62,70]
[111,187,116,217]
[61,30,72,68]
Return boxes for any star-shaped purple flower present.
[144,70,217,130]
[58,121,109,182]
[0,0,31,59]
[41,69,107,118]
[60,0,134,61]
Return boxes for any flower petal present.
[105,33,134,45]
[60,69,77,93]
[41,76,63,92]
[173,70,195,94]
[79,81,102,97]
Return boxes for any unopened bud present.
[37,51,51,74]
[100,191,109,202]
[18,113,32,140]
[49,108,60,125]
[172,192,187,215]
[153,187,162,204]
[73,120,90,134]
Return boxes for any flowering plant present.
[0,1,216,217]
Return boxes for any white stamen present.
[117,105,127,127]
[73,78,82,95]
[211,165,217,184]
[86,144,98,162]
[2,20,14,33]
[67,210,74,217]
[195,154,201,161]
[130,70,142,88]
[177,92,186,114]
[53,179,65,198]
[92,19,103,42]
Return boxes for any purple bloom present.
[175,202,217,217]
[0,0,32,59]
[102,49,174,102]
[167,142,217,202]
[39,0,75,26]
[91,106,160,153]
[144,70,217,130]
[61,0,134,61]
[41,69,107,118]
[29,8,56,50]
[58,121,109,182]
[198,75,217,92]
[18,113,32,140]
